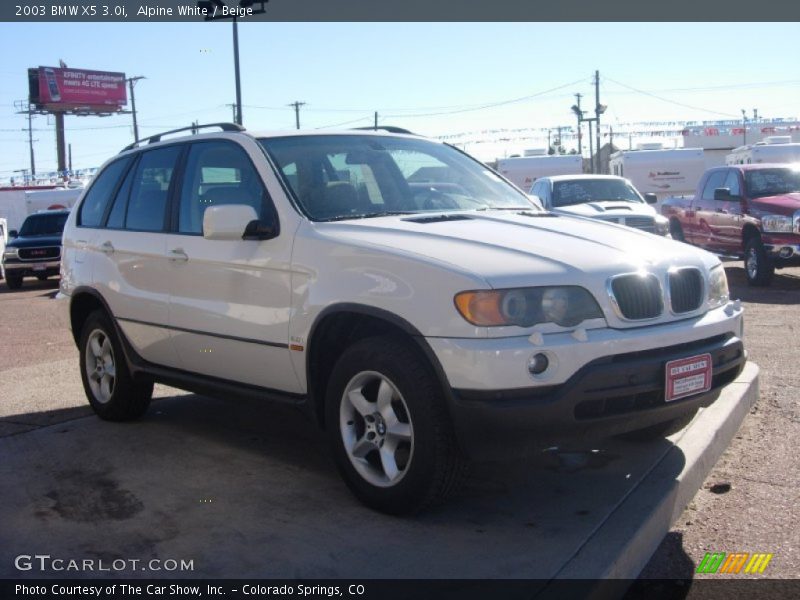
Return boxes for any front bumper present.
[763,237,800,265]
[2,259,61,277]
[428,302,745,459]
[447,334,744,459]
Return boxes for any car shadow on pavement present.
[725,266,800,305]
[0,389,691,581]
[0,278,60,296]
[625,532,695,599]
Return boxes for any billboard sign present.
[29,66,127,111]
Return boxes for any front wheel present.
[5,273,23,290]
[744,237,774,287]
[79,310,153,421]
[325,337,468,514]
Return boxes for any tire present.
[79,309,153,421]
[744,237,774,287]
[5,273,23,290]
[617,408,698,442]
[669,219,685,243]
[325,336,469,514]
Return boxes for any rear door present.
[164,138,300,392]
[691,169,727,249]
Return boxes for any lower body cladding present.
[428,304,745,460]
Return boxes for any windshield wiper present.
[474,206,538,211]
[317,211,416,222]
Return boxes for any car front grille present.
[623,216,656,232]
[609,273,664,320]
[669,268,704,313]
[18,246,60,261]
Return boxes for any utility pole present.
[232,17,243,125]
[288,101,306,129]
[68,143,72,174]
[127,76,145,142]
[26,104,35,176]
[594,70,602,173]
[374,111,378,130]
[574,93,583,154]
[741,109,747,145]
[556,125,563,154]
[226,103,237,122]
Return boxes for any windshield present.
[19,213,69,237]
[258,134,535,221]
[744,168,800,198]
[551,178,643,208]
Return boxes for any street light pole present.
[741,109,747,146]
[232,17,242,125]
[574,93,582,155]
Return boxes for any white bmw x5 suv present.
[59,124,745,514]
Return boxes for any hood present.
[6,234,63,249]
[553,201,656,218]
[750,193,800,216]
[314,210,715,289]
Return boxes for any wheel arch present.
[305,303,452,429]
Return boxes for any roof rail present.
[121,123,245,152]
[351,126,417,135]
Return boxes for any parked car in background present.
[530,174,671,236]
[662,164,800,286]
[0,217,7,279]
[2,209,69,289]
[59,124,744,514]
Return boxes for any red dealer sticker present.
[665,353,713,402]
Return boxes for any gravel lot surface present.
[640,264,800,581]
[0,264,797,583]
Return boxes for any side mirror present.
[714,187,731,201]
[202,205,259,241]
[9,230,18,239]
[643,193,658,205]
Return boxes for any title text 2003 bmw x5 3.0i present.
[58,124,745,514]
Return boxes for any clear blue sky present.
[1,22,799,180]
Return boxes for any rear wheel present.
[744,237,774,287]
[326,337,469,514]
[5,273,23,290]
[617,408,698,442]
[79,310,153,421]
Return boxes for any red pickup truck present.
[661,164,800,286]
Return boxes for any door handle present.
[99,241,115,254]
[169,248,188,262]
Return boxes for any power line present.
[603,76,740,118]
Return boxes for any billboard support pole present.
[55,112,66,177]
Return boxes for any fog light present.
[528,353,549,375]
[778,246,793,259]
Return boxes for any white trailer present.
[0,187,81,232]
[496,151,583,191]
[726,136,800,165]
[609,145,706,200]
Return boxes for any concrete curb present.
[543,361,760,597]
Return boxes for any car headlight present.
[761,213,794,233]
[654,215,670,236]
[2,247,18,260]
[707,265,730,309]
[454,286,603,327]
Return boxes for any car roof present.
[543,174,628,182]
[727,163,800,171]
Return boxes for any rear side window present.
[125,146,182,231]
[77,158,130,227]
[178,141,274,235]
